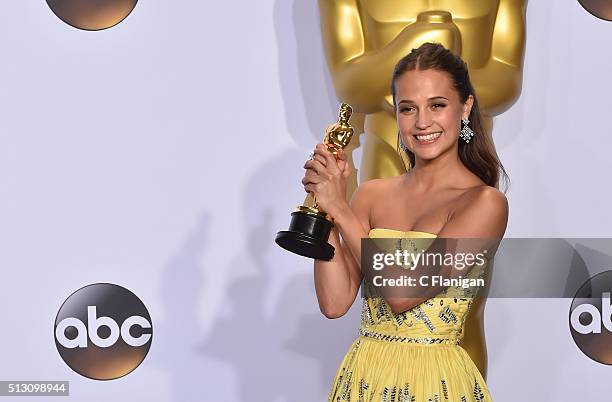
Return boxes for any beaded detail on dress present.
[327,228,491,402]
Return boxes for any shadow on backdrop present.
[194,1,369,400]
[198,147,361,401]
[155,212,214,402]
[273,0,338,148]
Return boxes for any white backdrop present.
[0,1,610,401]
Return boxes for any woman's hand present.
[301,143,352,217]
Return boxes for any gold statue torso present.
[359,0,498,67]
[323,109,353,156]
[319,0,527,379]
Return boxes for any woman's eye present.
[432,103,447,110]
[400,106,415,113]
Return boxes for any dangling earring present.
[459,117,474,143]
[400,138,409,153]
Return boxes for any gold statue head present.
[390,43,507,189]
[338,103,353,122]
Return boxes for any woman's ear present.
[462,95,474,120]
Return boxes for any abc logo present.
[54,283,153,380]
[46,0,139,31]
[577,0,612,22]
[569,270,612,365]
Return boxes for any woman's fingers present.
[302,171,322,185]
[303,145,327,193]
[337,151,352,178]
[304,183,317,194]
[302,168,323,193]
[303,159,327,176]
[302,144,351,195]
[313,145,339,174]
[307,145,327,165]
[303,176,324,194]
[305,152,323,169]
[342,162,352,178]
[313,153,327,165]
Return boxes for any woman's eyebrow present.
[398,96,449,104]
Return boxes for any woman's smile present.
[413,131,442,145]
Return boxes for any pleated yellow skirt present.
[328,335,490,402]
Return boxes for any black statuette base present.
[275,210,335,261]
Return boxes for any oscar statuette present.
[275,103,355,260]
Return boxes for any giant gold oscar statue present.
[318,0,527,379]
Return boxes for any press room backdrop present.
[0,1,610,401]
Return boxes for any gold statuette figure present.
[276,103,354,261]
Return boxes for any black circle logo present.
[54,283,153,380]
[578,0,612,21]
[46,0,138,31]
[569,270,612,365]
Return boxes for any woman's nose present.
[415,110,432,129]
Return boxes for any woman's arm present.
[313,184,371,318]
[303,144,373,318]
[383,186,509,314]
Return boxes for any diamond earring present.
[459,117,474,143]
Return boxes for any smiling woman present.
[302,42,509,401]
[392,43,507,187]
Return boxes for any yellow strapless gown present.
[328,228,491,402]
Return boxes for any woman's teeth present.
[415,132,442,142]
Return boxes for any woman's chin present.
[413,149,441,161]
[411,141,457,163]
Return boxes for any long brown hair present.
[391,43,509,191]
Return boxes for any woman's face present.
[394,69,473,163]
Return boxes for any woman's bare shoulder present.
[352,176,402,203]
[454,185,508,226]
[446,185,509,237]
[460,185,508,210]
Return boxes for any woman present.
[302,43,508,401]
